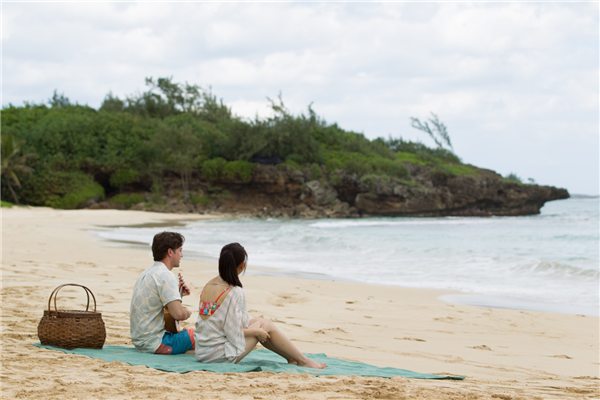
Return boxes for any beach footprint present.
[470,345,492,351]
[550,354,573,359]
[433,316,462,323]
[395,337,426,342]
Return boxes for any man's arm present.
[166,300,192,321]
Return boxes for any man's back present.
[130,262,180,352]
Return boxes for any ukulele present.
[164,273,184,334]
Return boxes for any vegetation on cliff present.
[1,77,471,209]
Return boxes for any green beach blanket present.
[34,344,463,380]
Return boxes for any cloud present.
[2,2,598,194]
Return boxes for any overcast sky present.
[3,2,598,195]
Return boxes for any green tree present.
[49,90,71,108]
[410,112,453,151]
[147,121,202,201]
[1,133,35,204]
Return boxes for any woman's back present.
[194,285,248,363]
[198,282,232,321]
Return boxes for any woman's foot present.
[298,358,326,369]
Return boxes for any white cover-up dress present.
[194,286,249,363]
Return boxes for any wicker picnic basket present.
[38,284,106,349]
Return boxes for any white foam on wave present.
[94,198,600,308]
[309,217,497,229]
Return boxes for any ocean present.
[95,197,599,316]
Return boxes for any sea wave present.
[308,218,497,229]
[93,198,599,308]
[513,261,599,278]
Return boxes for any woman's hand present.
[255,325,270,343]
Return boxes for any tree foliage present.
[1,77,468,208]
[0,133,35,204]
[410,112,453,152]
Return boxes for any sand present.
[1,207,598,399]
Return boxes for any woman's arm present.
[243,328,257,338]
[243,326,269,341]
[244,325,269,342]
[223,288,253,354]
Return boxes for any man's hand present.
[179,282,191,297]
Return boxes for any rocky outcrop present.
[95,163,569,218]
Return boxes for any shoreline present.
[94,219,599,318]
[1,207,598,399]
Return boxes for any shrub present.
[110,193,145,208]
[109,168,140,189]
[328,170,341,186]
[384,137,461,163]
[430,165,456,179]
[190,194,211,206]
[324,157,343,173]
[344,155,374,176]
[1,201,14,208]
[286,154,306,164]
[396,179,420,188]
[371,158,409,179]
[46,181,105,209]
[21,171,105,209]
[206,186,232,200]
[201,157,227,181]
[446,164,477,176]
[359,174,378,185]
[219,189,232,199]
[504,173,523,184]
[429,164,477,179]
[280,159,302,171]
[396,152,431,165]
[223,160,255,181]
[309,164,323,181]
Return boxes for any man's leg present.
[155,328,195,355]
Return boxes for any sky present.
[2,2,598,195]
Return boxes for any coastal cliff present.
[1,84,570,217]
[98,163,569,218]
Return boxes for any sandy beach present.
[1,207,598,399]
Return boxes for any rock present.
[304,180,338,206]
[87,201,110,210]
[130,202,146,211]
[116,162,568,218]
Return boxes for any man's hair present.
[152,232,185,261]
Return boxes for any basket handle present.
[47,284,97,313]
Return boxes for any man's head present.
[152,232,185,268]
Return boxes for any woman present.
[194,242,326,369]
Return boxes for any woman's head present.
[218,242,247,287]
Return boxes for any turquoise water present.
[97,198,599,311]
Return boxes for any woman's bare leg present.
[234,335,258,364]
[246,319,296,364]
[256,318,326,369]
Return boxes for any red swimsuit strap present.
[213,287,231,303]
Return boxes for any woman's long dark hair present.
[218,243,247,288]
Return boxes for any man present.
[130,231,195,355]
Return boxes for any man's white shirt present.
[130,261,180,353]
